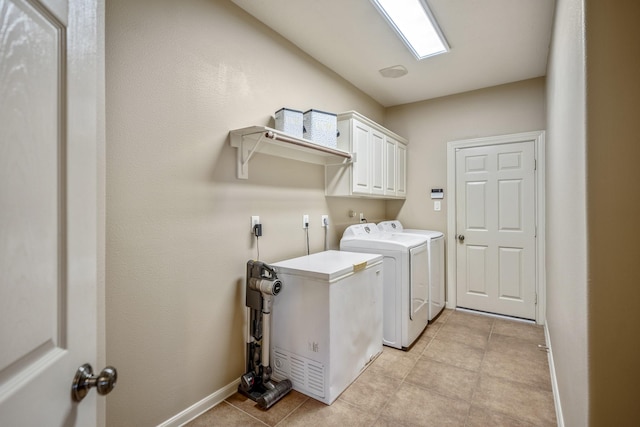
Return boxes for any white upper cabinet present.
[326,111,408,199]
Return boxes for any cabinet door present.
[352,120,371,194]
[385,137,397,196]
[371,129,385,195]
[397,142,407,197]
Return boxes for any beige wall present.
[585,0,640,424]
[545,0,589,425]
[384,78,546,233]
[105,0,385,425]
[547,0,640,424]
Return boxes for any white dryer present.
[377,220,445,321]
[340,223,429,349]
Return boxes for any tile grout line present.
[272,396,311,427]
[372,310,451,423]
[220,400,271,427]
[463,316,495,426]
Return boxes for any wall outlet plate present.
[251,216,260,231]
[302,214,309,229]
[321,215,329,227]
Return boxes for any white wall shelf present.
[229,126,352,179]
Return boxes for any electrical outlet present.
[321,215,329,227]
[251,216,260,232]
[302,214,309,229]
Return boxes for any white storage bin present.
[275,108,303,138]
[303,109,338,148]
[270,250,383,404]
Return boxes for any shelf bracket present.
[240,133,265,179]
[233,133,266,179]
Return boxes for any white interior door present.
[0,0,102,425]
[455,141,536,319]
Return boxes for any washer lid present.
[341,223,428,250]
[403,229,444,239]
[271,250,382,283]
[378,221,444,239]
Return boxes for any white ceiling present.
[231,0,556,107]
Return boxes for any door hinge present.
[534,159,537,170]
[535,293,538,305]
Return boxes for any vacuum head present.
[257,379,293,409]
[239,376,292,409]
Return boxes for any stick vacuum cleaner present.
[238,260,293,409]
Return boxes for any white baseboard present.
[157,380,239,427]
[545,322,564,427]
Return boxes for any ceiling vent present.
[379,65,408,78]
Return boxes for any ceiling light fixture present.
[371,0,449,60]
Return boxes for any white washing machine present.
[377,220,445,321]
[340,224,429,349]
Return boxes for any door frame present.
[446,131,546,324]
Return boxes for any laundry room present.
[94,0,638,426]
[105,0,545,424]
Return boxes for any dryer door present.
[409,244,429,321]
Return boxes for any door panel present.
[0,0,100,424]
[456,141,535,319]
[465,245,488,295]
[498,247,523,300]
[370,129,384,195]
[396,143,406,197]
[0,0,63,377]
[498,180,523,230]
[352,121,371,194]
[466,181,487,229]
[385,137,396,195]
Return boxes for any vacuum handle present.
[262,311,271,369]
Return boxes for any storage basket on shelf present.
[303,109,338,148]
[274,108,304,138]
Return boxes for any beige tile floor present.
[187,309,557,426]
